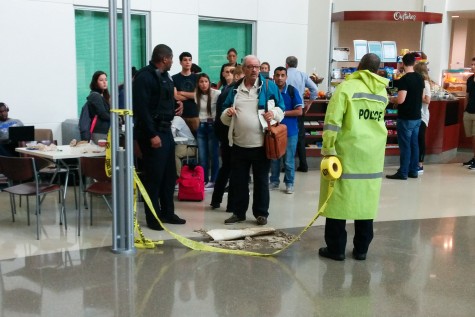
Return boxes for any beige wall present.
[336,21,422,60]
[466,20,475,65]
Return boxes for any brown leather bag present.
[263,79,287,160]
[265,121,287,160]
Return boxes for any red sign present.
[332,11,442,24]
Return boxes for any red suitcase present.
[177,148,204,201]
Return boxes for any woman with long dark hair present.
[88,70,111,144]
[195,73,221,188]
[414,63,431,174]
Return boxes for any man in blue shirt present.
[269,67,303,194]
[286,56,318,172]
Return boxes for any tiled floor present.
[1,153,474,316]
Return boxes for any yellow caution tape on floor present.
[105,109,164,248]
[109,106,341,255]
[132,167,336,256]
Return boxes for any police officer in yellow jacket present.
[318,53,389,261]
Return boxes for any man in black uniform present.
[133,44,186,230]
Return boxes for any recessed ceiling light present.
[452,15,460,18]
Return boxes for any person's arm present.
[305,75,318,100]
[423,81,431,104]
[321,86,346,156]
[89,92,110,121]
[133,72,158,140]
[174,87,187,101]
[285,106,302,117]
[267,81,284,122]
[286,90,303,117]
[390,90,407,104]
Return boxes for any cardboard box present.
[333,47,349,61]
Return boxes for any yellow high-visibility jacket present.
[319,70,389,220]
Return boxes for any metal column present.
[110,0,135,254]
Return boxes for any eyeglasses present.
[224,70,234,74]
[245,65,260,70]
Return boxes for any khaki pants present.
[175,144,197,177]
[183,117,200,134]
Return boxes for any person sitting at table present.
[171,116,197,178]
[0,102,24,156]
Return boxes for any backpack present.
[287,84,296,100]
[78,101,92,141]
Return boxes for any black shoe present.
[352,248,367,261]
[210,202,220,210]
[297,166,308,172]
[463,158,475,166]
[408,173,418,179]
[386,172,407,180]
[318,247,345,261]
[256,216,268,226]
[147,221,164,231]
[224,214,245,224]
[161,214,186,225]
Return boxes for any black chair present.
[0,155,66,240]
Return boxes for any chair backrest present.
[0,156,35,182]
[80,156,110,182]
[34,129,54,143]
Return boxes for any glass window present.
[199,19,253,85]
[75,9,146,113]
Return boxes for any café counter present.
[425,98,466,156]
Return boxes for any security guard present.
[318,53,389,261]
[133,44,186,230]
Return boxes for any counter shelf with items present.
[384,107,399,154]
[303,100,328,156]
[303,99,401,157]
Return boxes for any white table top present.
[16,145,106,160]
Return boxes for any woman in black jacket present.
[88,70,111,144]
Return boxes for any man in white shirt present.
[172,116,197,177]
[220,55,285,226]
[285,56,318,172]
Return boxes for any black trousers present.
[324,218,374,255]
[229,145,270,219]
[296,115,308,170]
[418,121,427,163]
[137,129,177,223]
[211,142,232,209]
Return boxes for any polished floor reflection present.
[1,155,475,316]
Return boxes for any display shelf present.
[304,100,400,157]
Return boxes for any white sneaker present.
[269,182,279,190]
[205,182,214,190]
[285,185,294,194]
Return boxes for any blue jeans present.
[397,119,420,177]
[197,122,219,183]
[270,134,298,186]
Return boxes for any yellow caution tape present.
[104,117,164,248]
[105,128,112,177]
[133,169,336,256]
[110,109,133,116]
[107,106,340,254]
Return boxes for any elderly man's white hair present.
[242,55,260,66]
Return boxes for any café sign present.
[393,12,416,21]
